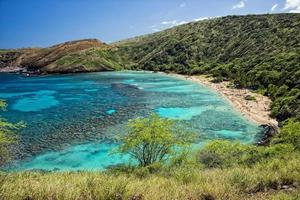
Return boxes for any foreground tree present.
[0,100,23,166]
[116,114,195,167]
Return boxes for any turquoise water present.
[0,71,262,171]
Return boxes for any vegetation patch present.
[245,95,256,101]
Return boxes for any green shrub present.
[198,140,253,168]
[244,95,256,101]
[226,82,236,89]
[271,119,300,150]
[197,139,296,168]
[211,76,224,83]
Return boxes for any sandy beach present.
[167,73,278,127]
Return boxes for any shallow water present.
[0,71,262,171]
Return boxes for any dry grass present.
[1,155,299,200]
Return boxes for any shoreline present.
[1,69,278,127]
[166,73,278,127]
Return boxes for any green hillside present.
[113,13,300,122]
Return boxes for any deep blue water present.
[0,71,262,171]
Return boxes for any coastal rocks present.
[256,123,279,146]
[0,51,23,72]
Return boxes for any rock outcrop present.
[257,124,280,146]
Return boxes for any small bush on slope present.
[271,119,300,150]
[197,140,294,168]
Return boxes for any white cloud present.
[194,16,219,22]
[161,20,188,27]
[151,16,217,32]
[271,3,278,11]
[161,20,177,25]
[232,0,246,10]
[150,25,160,32]
[284,0,300,13]
[194,17,208,21]
[178,21,188,25]
[180,2,186,8]
[161,16,218,28]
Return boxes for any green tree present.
[0,100,23,166]
[116,114,195,167]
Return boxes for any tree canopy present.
[116,114,195,167]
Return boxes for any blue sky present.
[0,0,299,48]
